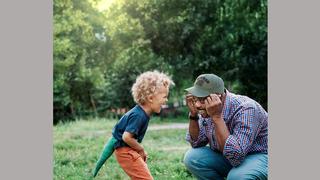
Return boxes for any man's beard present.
[198,109,209,118]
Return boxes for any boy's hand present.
[122,132,147,162]
[137,149,148,162]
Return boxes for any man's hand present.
[186,93,198,116]
[205,94,223,120]
[205,94,229,151]
[137,149,148,162]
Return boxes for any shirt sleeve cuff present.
[185,131,208,148]
[223,135,245,167]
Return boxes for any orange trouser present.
[115,147,154,180]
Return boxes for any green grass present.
[54,117,195,180]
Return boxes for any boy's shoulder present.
[125,105,148,119]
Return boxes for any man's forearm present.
[212,116,230,152]
[189,119,200,140]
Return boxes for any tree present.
[54,0,110,122]
[53,0,268,123]
[120,0,268,108]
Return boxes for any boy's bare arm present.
[122,131,143,151]
[122,131,147,161]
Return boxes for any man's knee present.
[227,169,250,180]
[183,149,195,169]
[183,148,208,170]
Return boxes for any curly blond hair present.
[131,70,174,105]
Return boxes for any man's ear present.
[221,93,226,104]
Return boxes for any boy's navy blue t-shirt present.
[112,105,150,149]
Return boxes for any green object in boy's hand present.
[92,136,117,177]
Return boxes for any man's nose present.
[194,101,202,108]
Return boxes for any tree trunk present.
[90,94,98,117]
[70,102,76,118]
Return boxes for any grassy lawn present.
[54,117,195,180]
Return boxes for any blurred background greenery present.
[53,0,267,124]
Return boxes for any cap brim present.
[184,86,210,97]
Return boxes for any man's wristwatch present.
[188,112,199,121]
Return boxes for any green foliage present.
[54,0,268,123]
[122,0,267,108]
[54,0,111,122]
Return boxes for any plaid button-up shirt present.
[186,90,268,167]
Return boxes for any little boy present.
[94,70,174,179]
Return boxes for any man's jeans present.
[183,146,268,180]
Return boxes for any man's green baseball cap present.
[185,74,225,97]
